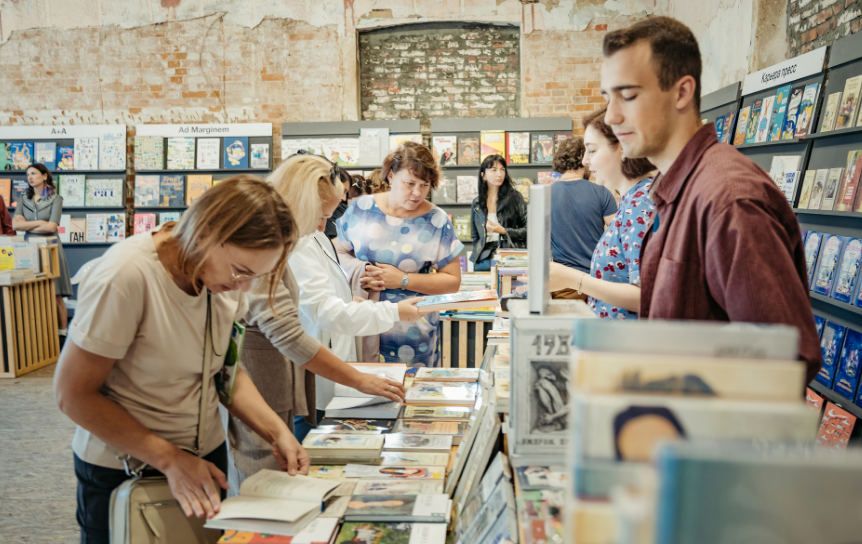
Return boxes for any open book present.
[325,363,407,419]
[416,289,499,312]
[204,469,340,536]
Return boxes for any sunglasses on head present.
[285,150,340,186]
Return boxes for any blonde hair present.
[268,155,343,237]
[163,175,297,303]
[367,168,389,193]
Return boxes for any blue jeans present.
[473,259,493,271]
[294,410,326,442]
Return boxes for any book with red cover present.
[817,401,856,450]
[805,387,824,413]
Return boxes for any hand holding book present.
[353,372,406,403]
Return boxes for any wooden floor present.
[0,363,79,543]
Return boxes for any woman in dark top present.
[470,154,527,271]
[12,163,73,334]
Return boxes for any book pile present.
[0,236,42,273]
[731,81,820,145]
[797,149,862,211]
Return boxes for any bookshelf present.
[700,81,741,127]
[132,123,274,226]
[0,124,129,276]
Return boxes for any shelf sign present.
[0,125,126,140]
[136,123,272,138]
[742,46,827,96]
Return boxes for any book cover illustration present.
[224,137,249,169]
[10,179,28,207]
[767,85,792,141]
[432,136,458,166]
[166,137,196,170]
[323,138,359,167]
[389,134,422,150]
[832,238,862,303]
[134,135,164,171]
[379,452,450,467]
[99,131,125,170]
[353,480,444,496]
[158,211,181,225]
[781,84,806,139]
[186,174,213,206]
[817,321,848,387]
[456,176,478,204]
[554,133,572,155]
[307,465,345,480]
[531,134,554,163]
[732,106,751,145]
[85,178,123,207]
[216,321,245,404]
[334,522,446,544]
[59,175,86,207]
[343,464,445,480]
[837,150,862,211]
[457,137,480,166]
[56,145,74,171]
[344,494,449,520]
[714,113,727,142]
[0,246,14,270]
[35,142,56,170]
[430,176,457,205]
[316,419,395,433]
[812,234,844,296]
[85,213,107,243]
[480,130,506,162]
[383,433,453,451]
[134,213,156,235]
[805,387,824,412]
[755,94,775,143]
[817,402,856,449]
[537,171,561,185]
[401,405,472,420]
[415,368,480,382]
[794,83,820,138]
[196,138,221,169]
[807,169,829,210]
[815,315,827,338]
[821,167,845,211]
[744,99,762,144]
[159,175,185,207]
[837,75,862,130]
[73,138,98,170]
[281,138,325,159]
[250,143,269,169]
[133,175,160,207]
[391,421,465,436]
[512,177,532,201]
[0,143,11,171]
[720,111,736,143]
[452,214,470,242]
[303,433,384,451]
[507,132,530,164]
[404,385,476,406]
[106,213,125,243]
[11,142,34,170]
[821,92,843,132]
[0,179,9,205]
[782,171,800,204]
[514,466,567,490]
[833,328,862,399]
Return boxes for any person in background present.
[601,17,821,382]
[549,137,617,299]
[348,174,372,204]
[334,142,463,367]
[0,194,13,235]
[548,108,656,318]
[53,177,310,543]
[470,154,527,272]
[367,168,390,194]
[324,164,352,240]
[13,163,73,337]
[287,155,425,417]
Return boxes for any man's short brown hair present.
[603,17,702,111]
[552,136,586,174]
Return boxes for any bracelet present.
[576,273,586,295]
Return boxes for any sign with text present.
[742,46,827,95]
[0,125,126,140]
[136,123,272,138]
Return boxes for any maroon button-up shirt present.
[640,124,822,384]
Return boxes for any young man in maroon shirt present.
[599,16,822,384]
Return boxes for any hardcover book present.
[755,94,775,143]
[159,175,185,207]
[767,85,792,141]
[59,175,86,207]
[732,106,751,145]
[224,137,249,169]
[432,136,458,166]
[186,174,213,206]
[767,155,800,195]
[106,213,125,243]
[334,522,446,544]
[804,231,824,288]
[817,320,847,387]
[383,433,453,453]
[782,171,801,204]
[744,99,761,143]
[456,175,478,204]
[134,135,164,170]
[353,480,444,496]
[301,433,384,460]
[35,142,56,170]
[512,177,532,201]
[10,142,34,170]
[530,134,554,163]
[812,234,845,296]
[820,92,843,132]
[85,213,106,243]
[817,402,856,449]
[781,84,806,139]
[457,137,480,166]
[166,137,196,170]
[821,167,845,211]
[343,464,445,480]
[833,328,862,399]
[833,238,862,303]
[480,131,506,162]
[837,75,862,130]
[56,145,74,171]
[10,179,28,207]
[794,83,820,137]
[401,405,473,420]
[73,138,98,170]
[807,169,830,210]
[134,213,156,235]
[195,138,220,169]
[85,178,123,207]
[343,494,450,523]
[99,131,125,170]
[507,133,530,164]
[133,174,160,207]
[250,143,269,169]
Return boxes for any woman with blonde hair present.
[367,168,390,193]
[54,176,310,542]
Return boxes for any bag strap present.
[195,292,214,456]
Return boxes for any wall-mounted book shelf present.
[733,138,805,149]
[809,380,862,420]
[700,81,741,134]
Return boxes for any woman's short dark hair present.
[582,108,656,180]
[383,142,441,190]
[25,164,56,200]
[552,136,586,174]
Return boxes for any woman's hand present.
[271,431,311,476]
[396,296,426,322]
[162,448,229,519]
[518,262,583,293]
[486,220,506,235]
[366,262,405,290]
[354,373,406,402]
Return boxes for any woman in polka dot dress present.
[335,142,463,366]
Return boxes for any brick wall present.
[358,23,520,121]
[788,0,862,55]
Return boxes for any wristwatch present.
[401,271,409,289]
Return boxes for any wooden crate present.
[439,318,490,368]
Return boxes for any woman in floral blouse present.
[548,107,656,318]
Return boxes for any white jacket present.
[289,231,401,408]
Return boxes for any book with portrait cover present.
[353,480,444,496]
[755,94,775,143]
[807,169,830,210]
[85,178,123,207]
[195,137,220,170]
[85,213,106,243]
[836,150,862,211]
[821,167,846,211]
[432,136,458,166]
[507,132,530,164]
[781,84,806,139]
[817,402,856,449]
[133,174,160,207]
[35,142,56,170]
[223,137,249,169]
[73,138,98,170]
[833,328,862,399]
[812,234,845,296]
[400,405,473,421]
[301,433,384,460]
[56,145,74,171]
[343,495,450,523]
[404,385,476,407]
[379,452,451,467]
[59,175,86,207]
[794,83,820,138]
[804,231,824,288]
[383,433,453,453]
[821,92,843,132]
[415,368,480,382]
[166,137,195,170]
[832,238,862,303]
[837,75,862,130]
[134,213,156,235]
[457,137,479,166]
[334,522,446,544]
[530,133,554,163]
[817,320,847,387]
[732,106,751,145]
[134,135,164,171]
[159,175,185,207]
[768,85,792,141]
[744,99,762,143]
[186,174,213,206]
[480,130,506,162]
[343,464,445,480]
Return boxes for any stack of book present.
[496,249,528,298]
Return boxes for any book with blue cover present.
[812,234,844,296]
[744,99,762,144]
[10,179,28,207]
[833,238,862,303]
[816,320,847,387]
[10,142,34,170]
[224,137,248,169]
[35,142,56,170]
[804,231,823,288]
[56,146,74,171]
[834,328,862,399]
[159,175,184,207]
[781,84,806,139]
[768,85,792,141]
[815,315,826,338]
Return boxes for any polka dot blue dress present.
[337,195,464,367]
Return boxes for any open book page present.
[333,363,408,398]
[212,496,317,523]
[239,469,340,503]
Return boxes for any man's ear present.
[675,75,698,114]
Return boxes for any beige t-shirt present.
[69,232,248,469]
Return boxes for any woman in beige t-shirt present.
[53,176,309,543]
